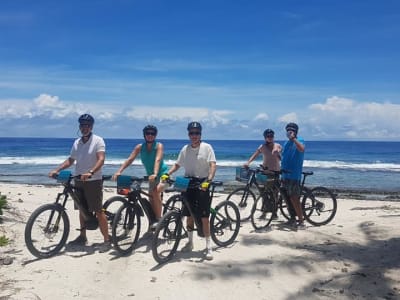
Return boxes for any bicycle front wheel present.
[162,194,183,215]
[251,193,274,230]
[111,204,141,255]
[152,210,183,264]
[103,196,126,227]
[226,187,256,222]
[210,200,240,247]
[302,186,337,226]
[24,203,70,259]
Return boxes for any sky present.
[0,0,399,140]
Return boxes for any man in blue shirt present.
[281,122,306,229]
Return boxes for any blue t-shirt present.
[140,142,168,177]
[281,136,305,181]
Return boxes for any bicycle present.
[24,170,123,259]
[251,169,337,230]
[226,167,268,222]
[152,177,241,264]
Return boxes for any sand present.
[0,182,399,300]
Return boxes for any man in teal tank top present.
[113,125,168,226]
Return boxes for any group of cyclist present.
[49,113,305,260]
[244,123,306,229]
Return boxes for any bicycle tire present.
[278,193,291,220]
[210,200,240,247]
[103,196,126,226]
[111,204,141,255]
[162,194,183,215]
[152,210,183,264]
[24,203,70,259]
[226,187,256,222]
[251,193,274,230]
[302,186,337,226]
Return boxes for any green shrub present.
[0,193,7,215]
[0,235,9,247]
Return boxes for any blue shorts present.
[281,179,301,197]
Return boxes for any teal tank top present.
[140,142,168,177]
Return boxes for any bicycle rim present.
[163,194,183,214]
[112,205,141,255]
[251,195,273,230]
[302,186,337,226]
[152,211,182,264]
[103,196,126,227]
[24,204,70,259]
[226,187,256,222]
[210,200,240,247]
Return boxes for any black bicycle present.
[152,177,241,264]
[24,171,123,259]
[225,167,269,222]
[251,169,338,230]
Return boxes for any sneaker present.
[284,219,297,228]
[205,249,213,260]
[68,235,87,246]
[297,222,306,230]
[181,242,193,252]
[150,222,159,230]
[98,240,112,253]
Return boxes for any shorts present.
[281,179,301,197]
[74,180,103,212]
[182,188,212,218]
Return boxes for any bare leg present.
[202,217,210,238]
[150,188,162,220]
[96,210,110,242]
[290,195,304,223]
[79,212,87,238]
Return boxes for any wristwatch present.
[89,170,94,175]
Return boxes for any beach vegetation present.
[0,193,8,216]
[0,235,9,247]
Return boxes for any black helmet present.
[263,129,274,137]
[143,125,158,136]
[187,121,202,131]
[78,114,94,125]
[285,122,299,133]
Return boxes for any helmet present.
[187,121,202,131]
[143,125,158,136]
[285,122,299,133]
[78,114,94,125]
[263,129,274,137]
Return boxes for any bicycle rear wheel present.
[302,186,337,226]
[162,194,182,215]
[226,187,256,222]
[152,210,183,264]
[111,204,141,255]
[251,193,274,230]
[210,200,240,247]
[103,196,126,226]
[24,203,70,259]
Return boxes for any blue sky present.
[0,0,399,140]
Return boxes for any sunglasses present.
[145,131,156,136]
[265,135,274,138]
[189,131,201,136]
[79,123,92,128]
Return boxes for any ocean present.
[0,137,399,193]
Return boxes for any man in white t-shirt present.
[164,121,216,260]
[49,114,110,253]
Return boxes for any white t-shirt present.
[70,134,105,180]
[176,142,216,178]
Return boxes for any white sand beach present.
[0,182,399,300]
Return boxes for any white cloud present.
[255,113,269,121]
[278,112,298,124]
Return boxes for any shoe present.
[258,212,267,220]
[68,235,87,246]
[297,222,306,230]
[205,249,213,260]
[98,240,112,253]
[181,242,193,252]
[284,219,297,228]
